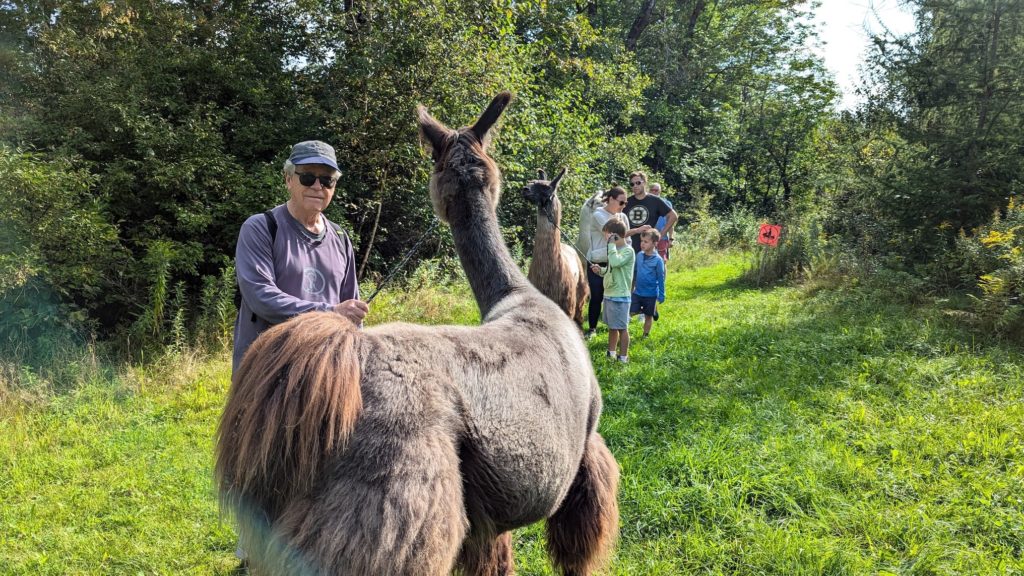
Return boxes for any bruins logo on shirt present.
[628,205,650,226]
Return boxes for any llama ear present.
[537,168,547,181]
[550,166,567,189]
[417,105,451,158]
[471,91,512,141]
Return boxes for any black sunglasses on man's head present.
[631,180,644,186]
[295,172,338,188]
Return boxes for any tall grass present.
[676,187,760,252]
[361,257,480,325]
[740,216,827,287]
[3,256,1023,574]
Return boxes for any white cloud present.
[806,0,916,110]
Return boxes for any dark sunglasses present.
[295,172,338,188]
[631,180,644,186]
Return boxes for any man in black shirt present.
[624,171,678,253]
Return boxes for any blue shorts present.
[630,296,659,319]
[603,299,630,329]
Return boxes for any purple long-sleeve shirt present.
[232,204,359,372]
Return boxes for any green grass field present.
[2,255,1022,575]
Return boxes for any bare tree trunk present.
[625,0,657,50]
[577,0,598,18]
[976,3,1001,139]
[358,200,382,281]
[681,0,707,64]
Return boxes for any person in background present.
[624,171,677,255]
[590,218,635,363]
[649,182,674,260]
[233,140,368,374]
[582,186,647,339]
[631,229,666,338]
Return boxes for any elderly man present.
[624,171,678,254]
[232,140,369,373]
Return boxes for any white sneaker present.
[617,355,629,363]
[606,350,615,359]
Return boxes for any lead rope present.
[365,218,440,303]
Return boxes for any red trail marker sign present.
[757,224,781,247]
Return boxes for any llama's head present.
[416,92,511,224]
[520,167,567,213]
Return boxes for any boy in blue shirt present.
[631,230,666,338]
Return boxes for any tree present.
[583,0,837,214]
[858,0,1024,257]
[0,0,654,342]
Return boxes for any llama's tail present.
[547,433,620,576]
[215,311,362,520]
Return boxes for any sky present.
[806,0,917,110]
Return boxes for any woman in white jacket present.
[580,186,648,338]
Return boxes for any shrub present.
[717,205,761,250]
[678,187,722,248]
[740,215,827,287]
[953,198,1024,339]
[195,266,237,352]
[676,188,760,251]
[0,148,122,367]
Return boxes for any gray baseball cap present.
[288,140,339,171]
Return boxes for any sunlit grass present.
[2,254,1022,574]
[0,356,236,574]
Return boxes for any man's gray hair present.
[650,182,662,192]
[282,160,341,178]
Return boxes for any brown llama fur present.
[546,434,620,576]
[457,531,515,575]
[216,93,619,576]
[521,168,589,328]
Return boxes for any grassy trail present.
[2,255,1022,574]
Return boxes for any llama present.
[215,92,619,576]
[521,167,589,328]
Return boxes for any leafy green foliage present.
[851,0,1024,263]
[953,198,1024,339]
[1,0,676,343]
[1,0,305,341]
[13,0,979,358]
[612,0,838,214]
[0,147,123,365]
[677,187,760,250]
